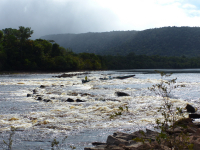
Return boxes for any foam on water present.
[0,71,199,149]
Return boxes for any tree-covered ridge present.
[41,26,200,57]
[109,26,200,56]
[0,27,103,71]
[41,30,138,54]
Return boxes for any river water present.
[0,69,200,149]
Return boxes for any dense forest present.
[41,26,200,57]
[0,27,103,71]
[1,26,200,72]
[102,54,200,69]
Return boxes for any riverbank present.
[0,69,110,75]
[85,117,200,150]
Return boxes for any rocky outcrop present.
[85,118,200,150]
[27,94,33,97]
[63,98,86,102]
[84,129,158,150]
[43,99,52,102]
[186,104,196,113]
[27,84,88,103]
[53,72,89,78]
[40,85,50,88]
[76,99,86,102]
[189,114,200,119]
[114,75,135,79]
[65,98,74,102]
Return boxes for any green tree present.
[0,30,3,41]
[17,26,34,43]
[51,43,61,57]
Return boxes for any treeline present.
[0,27,103,71]
[102,53,200,69]
[1,26,200,72]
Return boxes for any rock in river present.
[186,104,196,113]
[115,92,130,97]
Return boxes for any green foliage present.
[51,138,59,150]
[70,145,76,149]
[2,129,74,150]
[0,26,104,71]
[149,71,193,149]
[0,30,3,41]
[133,71,193,149]
[51,136,76,150]
[102,54,200,70]
[3,126,16,150]
[17,26,33,43]
[109,105,128,120]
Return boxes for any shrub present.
[134,71,193,149]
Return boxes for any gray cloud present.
[0,0,121,39]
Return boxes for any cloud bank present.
[1,0,200,39]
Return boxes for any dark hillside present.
[109,26,200,56]
[41,31,138,54]
[41,27,200,57]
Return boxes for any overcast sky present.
[1,0,200,39]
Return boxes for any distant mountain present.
[41,26,200,57]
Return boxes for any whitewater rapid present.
[0,70,199,149]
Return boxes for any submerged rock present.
[33,89,38,94]
[115,92,130,97]
[76,99,86,102]
[114,74,135,79]
[64,98,86,102]
[53,72,89,78]
[65,98,75,102]
[68,92,78,96]
[43,99,52,102]
[189,114,200,119]
[81,93,93,97]
[37,97,43,101]
[40,85,47,88]
[27,94,33,97]
[82,79,90,84]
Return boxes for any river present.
[0,69,200,149]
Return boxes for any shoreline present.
[0,69,108,75]
[2,68,200,75]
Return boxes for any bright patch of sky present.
[95,0,200,30]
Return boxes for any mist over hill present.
[41,27,200,57]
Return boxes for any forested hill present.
[41,30,138,54]
[41,26,200,57]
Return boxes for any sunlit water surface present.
[0,69,200,149]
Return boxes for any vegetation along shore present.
[2,26,200,72]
